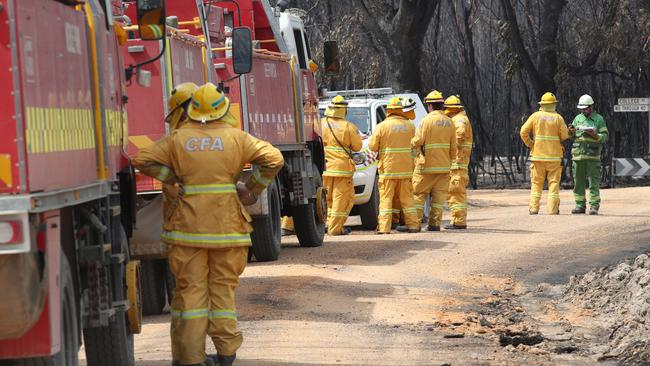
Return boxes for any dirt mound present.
[562,253,650,364]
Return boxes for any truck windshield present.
[318,107,370,135]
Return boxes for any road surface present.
[82,186,650,365]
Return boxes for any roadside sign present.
[614,158,650,176]
[614,104,650,112]
[617,98,650,105]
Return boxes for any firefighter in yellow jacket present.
[369,97,420,233]
[162,82,199,231]
[321,95,363,235]
[520,92,570,215]
[133,83,284,366]
[445,96,473,230]
[412,91,457,231]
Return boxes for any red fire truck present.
[123,0,327,280]
[0,0,170,364]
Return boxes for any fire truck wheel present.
[250,182,282,262]
[294,165,326,247]
[83,226,135,366]
[13,255,80,366]
[140,259,167,315]
[358,177,379,230]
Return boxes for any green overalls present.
[570,112,608,209]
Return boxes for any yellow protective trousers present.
[324,176,354,235]
[378,179,419,233]
[413,173,450,227]
[448,169,469,226]
[529,161,562,214]
[168,245,248,364]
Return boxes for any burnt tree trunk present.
[499,0,567,95]
[354,0,440,92]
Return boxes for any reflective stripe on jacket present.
[520,110,569,162]
[320,117,362,177]
[132,121,284,249]
[368,115,416,180]
[411,110,457,174]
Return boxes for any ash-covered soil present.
[560,253,650,364]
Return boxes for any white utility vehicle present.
[318,88,427,229]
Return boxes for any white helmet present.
[577,94,594,109]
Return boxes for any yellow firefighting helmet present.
[324,95,348,119]
[424,90,444,103]
[165,82,198,128]
[187,83,231,123]
[386,96,415,120]
[538,92,558,105]
[386,96,403,110]
[444,95,463,108]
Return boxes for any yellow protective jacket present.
[520,110,570,162]
[412,110,458,174]
[368,115,416,180]
[320,116,363,177]
[132,122,284,248]
[450,111,473,170]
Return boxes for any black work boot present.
[571,207,586,214]
[217,354,236,366]
[589,207,599,215]
[396,225,421,233]
[427,225,440,231]
[444,223,467,230]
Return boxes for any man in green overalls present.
[568,94,609,215]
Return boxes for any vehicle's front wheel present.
[358,176,379,230]
[140,259,166,315]
[250,183,282,261]
[294,164,326,247]
[14,255,80,366]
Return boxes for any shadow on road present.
[237,275,394,323]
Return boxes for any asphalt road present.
[82,186,650,365]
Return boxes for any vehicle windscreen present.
[318,107,371,135]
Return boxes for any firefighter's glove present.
[237,182,258,206]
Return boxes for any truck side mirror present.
[136,0,166,41]
[232,27,253,75]
[323,40,340,75]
